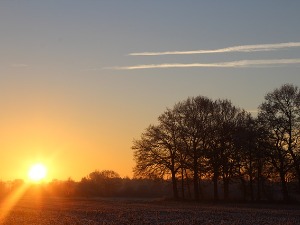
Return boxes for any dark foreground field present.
[1,197,300,225]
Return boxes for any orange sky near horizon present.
[1,1,299,182]
[0,114,136,182]
[0,84,137,181]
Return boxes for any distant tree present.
[258,84,300,201]
[0,181,7,196]
[79,170,121,196]
[48,178,77,197]
[98,170,120,179]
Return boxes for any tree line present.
[0,170,172,199]
[132,84,300,202]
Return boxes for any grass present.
[1,197,299,224]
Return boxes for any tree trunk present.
[213,170,219,201]
[181,168,185,199]
[279,171,289,202]
[294,165,300,193]
[298,172,300,193]
[193,158,199,201]
[249,173,254,201]
[287,116,300,193]
[223,178,229,200]
[185,169,192,199]
[171,171,179,200]
[256,165,261,201]
[240,177,247,201]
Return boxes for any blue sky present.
[0,1,299,180]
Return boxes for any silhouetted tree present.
[132,85,300,202]
[234,115,268,201]
[132,109,183,199]
[78,170,121,196]
[212,99,246,200]
[258,84,300,201]
[203,100,223,201]
[174,96,215,200]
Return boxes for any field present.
[1,197,299,225]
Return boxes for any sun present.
[28,163,47,182]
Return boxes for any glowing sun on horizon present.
[28,163,47,182]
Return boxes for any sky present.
[0,1,299,181]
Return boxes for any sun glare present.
[28,163,47,182]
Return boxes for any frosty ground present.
[1,197,299,225]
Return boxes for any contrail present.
[129,42,300,56]
[110,58,300,70]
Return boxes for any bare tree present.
[211,99,245,200]
[234,115,268,201]
[132,109,183,199]
[258,84,300,201]
[174,96,215,200]
[132,87,300,202]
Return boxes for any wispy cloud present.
[129,42,300,56]
[109,58,300,70]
